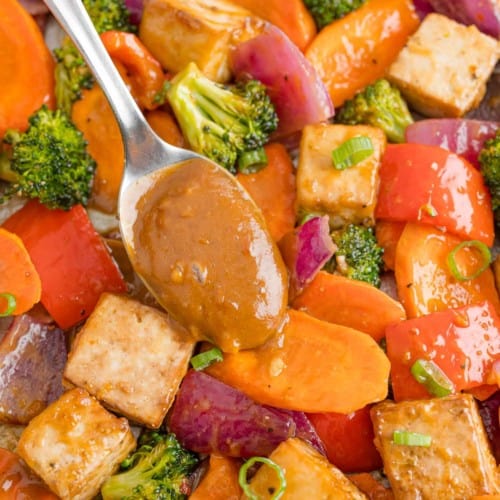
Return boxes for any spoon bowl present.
[44,0,289,352]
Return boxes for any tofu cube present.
[248,437,367,499]
[64,293,195,428]
[386,13,499,117]
[296,123,386,227]
[139,0,265,82]
[371,394,500,499]
[16,388,136,500]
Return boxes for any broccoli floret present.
[325,224,384,288]
[54,0,135,114]
[82,0,136,33]
[54,39,94,116]
[0,106,96,210]
[101,430,199,500]
[303,0,367,30]
[479,130,500,225]
[335,79,414,143]
[166,62,278,174]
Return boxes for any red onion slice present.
[412,0,435,19]
[124,0,143,25]
[405,119,499,168]
[0,315,67,424]
[279,215,335,299]
[428,0,500,38]
[478,390,500,463]
[231,24,334,138]
[169,370,301,458]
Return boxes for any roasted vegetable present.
[336,79,414,143]
[166,62,278,173]
[53,0,135,114]
[101,430,199,500]
[325,224,384,288]
[303,0,367,30]
[0,106,96,210]
[479,129,500,225]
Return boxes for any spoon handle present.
[43,0,163,174]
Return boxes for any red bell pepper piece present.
[100,30,165,110]
[2,200,126,328]
[375,144,494,246]
[386,301,500,402]
[307,405,382,473]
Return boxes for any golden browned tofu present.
[247,438,367,499]
[386,13,499,117]
[371,394,500,499]
[139,0,265,82]
[296,124,386,228]
[64,293,194,428]
[16,388,136,500]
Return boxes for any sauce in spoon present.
[128,158,288,352]
[44,0,289,352]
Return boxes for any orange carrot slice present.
[236,143,297,242]
[292,271,406,342]
[0,0,55,138]
[229,0,316,51]
[145,109,186,149]
[0,227,41,315]
[189,455,242,500]
[305,0,419,107]
[72,85,124,214]
[206,309,390,413]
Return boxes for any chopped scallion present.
[297,210,322,225]
[190,347,223,371]
[238,456,286,500]
[419,203,437,217]
[0,293,16,317]
[393,430,432,447]
[447,240,491,281]
[331,136,374,170]
[410,359,454,397]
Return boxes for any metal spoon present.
[43,0,288,352]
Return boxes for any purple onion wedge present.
[0,315,67,424]
[124,0,143,25]
[405,119,499,168]
[278,215,335,299]
[168,370,325,458]
[412,0,435,19]
[427,0,500,38]
[477,390,500,464]
[230,24,334,138]
[267,407,326,455]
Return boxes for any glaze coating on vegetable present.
[1,1,500,498]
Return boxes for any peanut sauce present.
[129,158,288,352]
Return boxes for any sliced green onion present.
[447,240,491,281]
[393,430,432,447]
[419,203,437,217]
[238,148,268,174]
[297,210,323,225]
[0,293,16,317]
[238,457,286,500]
[190,347,223,371]
[331,136,374,170]
[410,359,454,397]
